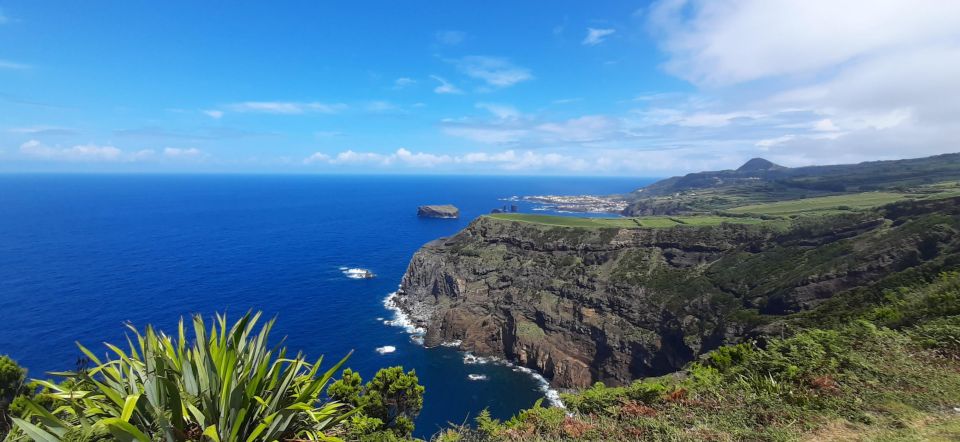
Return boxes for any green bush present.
[327,366,425,438]
[0,355,27,439]
[910,315,960,356]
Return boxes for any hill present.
[624,152,960,215]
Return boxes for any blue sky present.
[2,1,960,175]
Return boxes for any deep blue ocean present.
[0,174,652,437]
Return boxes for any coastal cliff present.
[395,197,960,388]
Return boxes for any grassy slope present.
[487,213,767,229]
[437,274,960,442]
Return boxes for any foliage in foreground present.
[437,273,960,441]
[6,312,357,442]
[0,355,27,437]
[326,367,424,441]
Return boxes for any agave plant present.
[10,312,354,442]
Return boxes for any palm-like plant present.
[10,312,354,442]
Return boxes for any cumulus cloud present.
[299,146,741,174]
[224,101,347,114]
[455,56,533,88]
[642,0,960,165]
[18,140,206,163]
[20,140,124,162]
[163,147,205,159]
[430,75,463,94]
[582,28,616,46]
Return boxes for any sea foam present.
[381,291,565,408]
[342,268,374,279]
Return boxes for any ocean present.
[0,174,653,438]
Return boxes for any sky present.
[2,0,960,175]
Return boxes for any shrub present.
[327,366,425,438]
[0,355,26,438]
[910,315,960,356]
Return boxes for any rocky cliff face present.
[395,198,960,388]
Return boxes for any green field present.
[486,213,765,229]
[725,191,908,216]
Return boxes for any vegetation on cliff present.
[436,272,960,441]
[622,154,960,216]
[1,313,424,442]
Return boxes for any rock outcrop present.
[417,205,460,219]
[395,197,960,388]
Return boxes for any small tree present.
[327,366,425,438]
[0,355,27,438]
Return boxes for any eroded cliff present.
[395,197,960,388]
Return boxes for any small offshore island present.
[417,204,460,219]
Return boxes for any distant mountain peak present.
[737,158,785,172]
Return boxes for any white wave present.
[467,374,488,381]
[463,353,492,365]
[343,268,375,279]
[375,345,396,355]
[380,292,564,408]
[382,292,426,335]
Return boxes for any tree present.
[363,367,424,437]
[327,366,425,438]
[0,355,26,438]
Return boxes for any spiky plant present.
[10,312,354,442]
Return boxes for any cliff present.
[395,197,960,388]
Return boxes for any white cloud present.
[442,112,626,147]
[203,110,224,119]
[476,103,521,120]
[536,116,620,142]
[0,9,8,24]
[430,75,463,94]
[7,126,77,136]
[18,140,206,163]
[0,60,29,70]
[20,140,123,162]
[297,146,744,174]
[393,77,416,89]
[443,126,528,144]
[224,101,347,114]
[639,0,960,165]
[650,0,960,86]
[582,28,616,46]
[366,101,397,112]
[455,56,533,88]
[163,147,205,159]
[303,152,331,164]
[435,30,466,45]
